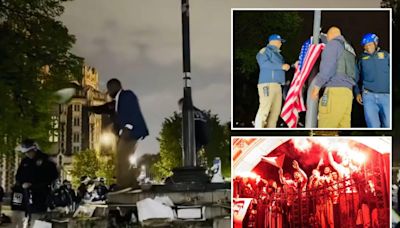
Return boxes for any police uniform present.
[355,48,390,128]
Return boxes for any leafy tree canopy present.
[0,0,83,154]
[234,11,303,76]
[153,112,230,181]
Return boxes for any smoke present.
[289,138,367,170]
[288,139,325,169]
[292,138,313,153]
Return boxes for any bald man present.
[311,27,356,128]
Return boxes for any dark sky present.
[295,10,390,54]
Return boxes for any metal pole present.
[312,11,321,45]
[305,10,321,128]
[181,0,196,167]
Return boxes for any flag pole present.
[181,0,196,167]
[305,10,321,128]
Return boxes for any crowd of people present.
[255,27,389,128]
[3,139,113,227]
[233,152,383,228]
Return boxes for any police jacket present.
[256,44,286,85]
[354,48,390,95]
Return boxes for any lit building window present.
[73,117,80,126]
[73,133,80,143]
[49,116,59,142]
[73,146,80,153]
[73,104,81,112]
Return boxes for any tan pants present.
[8,211,43,228]
[255,83,282,128]
[116,137,138,189]
[318,87,353,128]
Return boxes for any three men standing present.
[256,28,389,129]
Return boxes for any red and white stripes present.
[280,44,325,128]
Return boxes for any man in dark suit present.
[88,78,149,189]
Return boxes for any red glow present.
[292,138,312,153]
[236,171,259,179]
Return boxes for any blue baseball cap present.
[268,34,286,43]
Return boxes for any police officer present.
[355,33,390,128]
[15,139,59,225]
[255,34,291,128]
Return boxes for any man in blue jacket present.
[354,33,390,128]
[255,34,290,128]
[107,79,148,189]
[89,79,149,189]
[311,27,356,128]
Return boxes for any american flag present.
[280,38,325,128]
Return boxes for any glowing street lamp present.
[100,132,114,147]
[129,154,137,168]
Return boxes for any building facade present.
[58,66,115,180]
[0,153,20,192]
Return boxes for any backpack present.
[336,39,356,82]
[49,187,71,208]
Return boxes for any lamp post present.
[165,0,209,190]
[181,0,196,167]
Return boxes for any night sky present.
[294,10,390,54]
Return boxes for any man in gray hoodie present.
[311,27,356,128]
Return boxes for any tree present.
[96,152,116,186]
[204,120,231,178]
[70,149,116,187]
[0,0,83,155]
[234,12,303,75]
[70,149,100,187]
[153,112,182,180]
[153,112,230,181]
[233,12,303,126]
[137,153,160,180]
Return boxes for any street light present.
[129,154,137,168]
[100,132,114,147]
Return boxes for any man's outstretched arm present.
[87,101,115,115]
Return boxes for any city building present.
[57,66,115,180]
